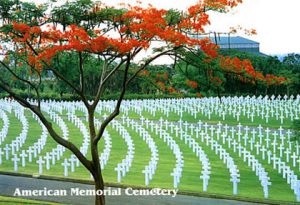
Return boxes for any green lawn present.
[0,99,299,203]
[0,195,61,205]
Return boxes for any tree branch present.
[0,79,93,173]
[92,58,127,109]
[93,54,131,144]
[79,52,85,94]
[24,40,90,108]
[93,49,174,145]
[0,60,41,108]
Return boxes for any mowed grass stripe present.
[126,107,293,129]
[144,126,177,188]
[10,110,44,174]
[209,129,296,201]
[193,135,233,195]
[0,110,42,173]
[243,137,296,201]
[0,111,23,149]
[162,127,203,192]
[120,123,152,185]
[18,110,43,152]
[50,112,90,179]
[212,135,265,199]
[102,124,129,183]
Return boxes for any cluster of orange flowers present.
[6,0,288,92]
[204,0,243,9]
[210,76,223,86]
[156,72,168,81]
[219,56,286,85]
[7,0,245,73]
[186,80,198,89]
[265,74,286,86]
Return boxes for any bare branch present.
[24,40,90,108]
[78,52,85,93]
[126,49,175,85]
[93,49,175,145]
[93,54,131,144]
[92,58,127,109]
[0,79,93,173]
[0,60,41,107]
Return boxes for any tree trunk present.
[93,171,105,205]
[93,161,105,205]
[91,142,105,205]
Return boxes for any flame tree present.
[0,0,278,204]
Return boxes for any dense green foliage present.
[1,50,299,100]
[0,0,298,100]
[1,46,299,100]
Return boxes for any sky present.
[100,0,300,55]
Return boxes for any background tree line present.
[1,49,299,100]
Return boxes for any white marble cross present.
[61,158,70,177]
[11,154,20,172]
[230,174,240,195]
[4,144,11,160]
[200,171,210,192]
[0,148,3,165]
[19,150,28,167]
[115,164,124,183]
[36,156,45,174]
[142,166,151,187]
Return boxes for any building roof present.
[210,36,259,45]
[190,35,259,45]
[190,34,266,56]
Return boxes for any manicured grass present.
[0,101,299,203]
[0,195,61,205]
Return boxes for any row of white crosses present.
[49,102,91,177]
[116,95,300,125]
[66,112,89,157]
[176,119,241,195]
[113,120,135,183]
[18,113,48,171]
[154,123,184,189]
[120,116,184,188]
[203,134,240,195]
[12,106,29,150]
[95,119,112,170]
[211,124,272,198]
[198,120,299,200]
[33,105,70,175]
[0,108,10,165]
[161,120,211,192]
[166,119,273,197]
[0,108,9,146]
[1,105,29,172]
[121,118,159,187]
[100,131,112,170]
